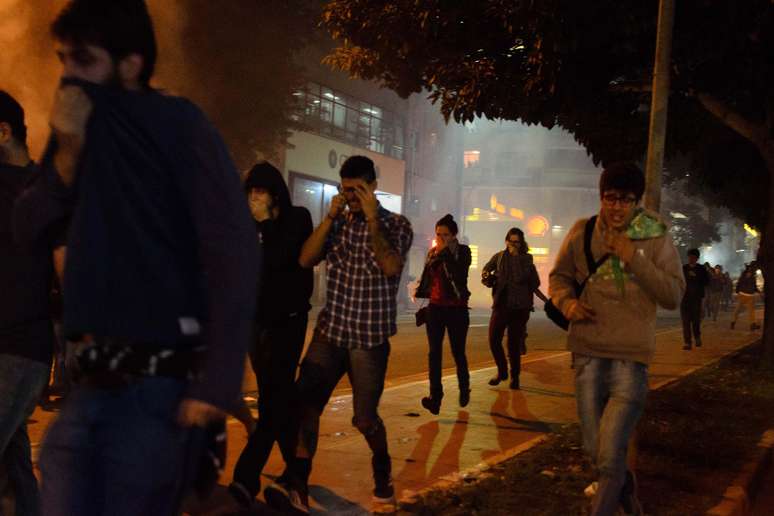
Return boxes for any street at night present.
[2,1,774,515]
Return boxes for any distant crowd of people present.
[680,251,761,350]
[0,2,765,516]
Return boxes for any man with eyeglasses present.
[549,162,684,516]
[265,155,413,514]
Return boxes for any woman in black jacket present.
[415,214,471,415]
[482,227,543,390]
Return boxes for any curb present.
[706,428,774,516]
[396,434,549,507]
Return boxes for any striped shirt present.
[316,206,413,349]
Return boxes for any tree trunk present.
[761,145,774,367]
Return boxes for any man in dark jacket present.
[229,162,313,508]
[681,249,709,349]
[13,2,259,514]
[0,90,63,516]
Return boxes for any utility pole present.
[643,0,675,212]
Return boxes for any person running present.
[731,263,760,331]
[415,214,471,415]
[13,2,259,514]
[681,249,709,350]
[0,90,64,516]
[482,227,543,390]
[266,156,412,514]
[549,162,684,516]
[228,162,313,509]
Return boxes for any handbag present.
[415,300,429,327]
[545,216,609,330]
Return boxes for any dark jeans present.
[426,305,469,398]
[232,313,308,497]
[39,377,198,516]
[488,307,530,378]
[0,354,49,516]
[291,331,391,485]
[681,298,702,345]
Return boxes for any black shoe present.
[459,389,470,408]
[509,377,520,390]
[372,456,395,505]
[264,479,309,515]
[488,373,507,386]
[227,482,255,509]
[730,321,735,329]
[620,470,644,515]
[695,340,702,347]
[682,343,692,350]
[421,396,441,415]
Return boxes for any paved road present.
[241,308,685,395]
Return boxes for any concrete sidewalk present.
[25,312,761,515]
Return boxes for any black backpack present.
[544,216,609,330]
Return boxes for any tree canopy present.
[322,0,774,228]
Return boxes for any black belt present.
[73,337,204,386]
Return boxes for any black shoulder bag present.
[544,216,609,330]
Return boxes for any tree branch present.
[694,92,768,147]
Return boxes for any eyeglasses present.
[602,194,637,207]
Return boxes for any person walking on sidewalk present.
[13,2,259,514]
[731,263,760,331]
[228,162,313,509]
[415,214,471,415]
[681,249,709,350]
[265,156,412,514]
[706,264,723,322]
[549,162,684,516]
[0,91,64,516]
[482,228,545,390]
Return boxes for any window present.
[290,173,339,227]
[292,82,406,159]
[464,150,481,168]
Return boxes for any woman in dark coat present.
[415,214,471,415]
[482,227,543,390]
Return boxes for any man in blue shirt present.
[13,2,259,514]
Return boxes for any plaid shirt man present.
[317,205,413,348]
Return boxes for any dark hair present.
[52,0,157,87]
[506,227,529,255]
[0,91,26,145]
[340,155,376,182]
[243,161,292,212]
[435,214,458,235]
[599,162,645,201]
[687,248,700,258]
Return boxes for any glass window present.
[292,177,323,227]
[322,184,338,217]
[297,82,405,159]
[333,102,346,129]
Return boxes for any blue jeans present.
[39,377,197,516]
[292,331,391,484]
[0,354,50,516]
[574,354,648,516]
